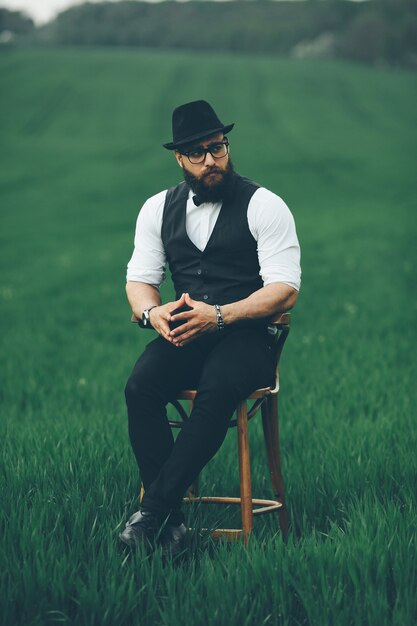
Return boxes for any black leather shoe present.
[158,522,188,559]
[119,509,162,551]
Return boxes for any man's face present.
[174,132,234,202]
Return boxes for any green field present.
[1,48,416,626]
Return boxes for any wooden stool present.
[132,312,290,544]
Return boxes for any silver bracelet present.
[214,304,225,331]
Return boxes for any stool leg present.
[237,400,253,544]
[188,475,199,499]
[261,395,289,538]
[186,398,200,499]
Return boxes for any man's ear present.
[174,151,184,168]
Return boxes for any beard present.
[182,158,236,204]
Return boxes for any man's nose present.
[204,151,215,166]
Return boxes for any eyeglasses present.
[180,139,229,164]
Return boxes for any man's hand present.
[169,293,217,346]
[149,293,188,342]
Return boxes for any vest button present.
[197,269,202,275]
[203,294,209,300]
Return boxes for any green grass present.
[1,48,416,626]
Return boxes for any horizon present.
[1,0,367,26]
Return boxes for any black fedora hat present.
[163,100,234,150]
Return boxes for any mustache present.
[203,167,222,176]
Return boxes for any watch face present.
[142,310,149,326]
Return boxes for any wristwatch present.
[140,306,157,329]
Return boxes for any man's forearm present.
[126,281,161,319]
[221,283,298,325]
[168,283,298,346]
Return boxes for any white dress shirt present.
[127,186,301,291]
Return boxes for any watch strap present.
[140,305,157,329]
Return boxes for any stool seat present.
[132,311,291,543]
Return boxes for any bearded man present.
[121,100,301,556]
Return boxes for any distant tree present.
[0,8,34,35]
[34,0,417,69]
[341,11,389,64]
[340,2,417,66]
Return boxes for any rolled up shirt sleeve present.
[126,190,167,287]
[248,187,301,291]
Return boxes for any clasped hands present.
[149,293,218,346]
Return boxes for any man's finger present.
[174,293,187,306]
[161,323,173,338]
[167,296,187,316]
[170,310,195,323]
[177,337,197,346]
[154,316,173,341]
[173,326,200,343]
[177,331,200,346]
[184,292,196,306]
[159,324,170,337]
[170,319,198,337]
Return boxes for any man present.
[121,100,301,556]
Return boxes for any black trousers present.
[124,326,276,524]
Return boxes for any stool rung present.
[187,528,244,542]
[184,495,283,515]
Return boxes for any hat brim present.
[163,123,234,150]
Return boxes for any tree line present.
[1,1,416,69]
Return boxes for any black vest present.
[161,174,263,306]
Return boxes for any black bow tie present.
[192,195,203,207]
